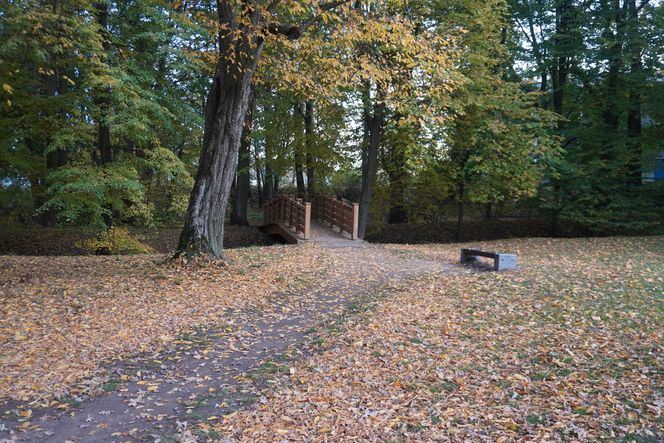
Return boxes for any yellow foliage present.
[78,227,154,255]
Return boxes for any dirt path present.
[3,232,466,442]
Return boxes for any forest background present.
[1,0,663,254]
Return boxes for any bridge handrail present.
[263,195,311,240]
[311,194,359,240]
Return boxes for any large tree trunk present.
[358,96,384,239]
[176,13,264,257]
[230,85,255,226]
[304,100,315,195]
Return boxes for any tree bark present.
[230,85,255,226]
[263,161,274,201]
[176,7,264,257]
[304,100,315,195]
[254,146,263,206]
[294,103,306,196]
[358,94,384,239]
[456,182,465,242]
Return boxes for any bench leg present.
[460,250,475,263]
[495,254,517,271]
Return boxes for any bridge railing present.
[311,194,359,240]
[263,195,311,240]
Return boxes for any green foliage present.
[329,169,362,201]
[510,0,664,234]
[141,147,194,222]
[0,0,205,228]
[77,226,154,255]
[1,0,660,238]
[38,161,153,228]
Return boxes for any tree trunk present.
[264,162,274,201]
[304,100,315,195]
[358,97,384,239]
[551,0,573,116]
[230,85,255,226]
[484,201,493,221]
[456,182,465,242]
[263,99,275,203]
[602,0,624,134]
[294,154,305,196]
[386,149,408,224]
[94,2,113,165]
[625,0,643,184]
[176,13,264,257]
[254,146,263,206]
[42,0,67,225]
[385,118,409,225]
[294,104,306,197]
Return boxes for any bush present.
[38,161,153,228]
[78,226,154,255]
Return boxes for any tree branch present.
[267,0,350,39]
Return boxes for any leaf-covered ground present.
[218,237,664,442]
[1,236,662,442]
[0,246,330,402]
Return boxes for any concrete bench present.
[460,248,517,271]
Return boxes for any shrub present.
[38,161,153,228]
[78,226,154,255]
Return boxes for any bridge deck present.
[302,221,366,249]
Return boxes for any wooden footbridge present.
[260,194,360,245]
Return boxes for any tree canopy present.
[1,0,662,255]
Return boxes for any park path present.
[5,229,467,443]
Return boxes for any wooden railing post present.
[288,199,293,228]
[351,203,359,240]
[303,202,311,240]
